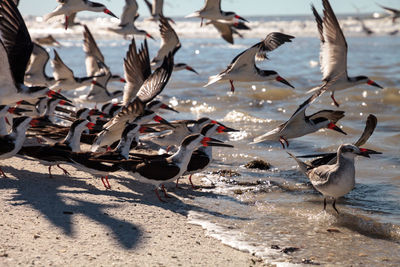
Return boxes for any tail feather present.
[286,151,311,175]
[305,85,322,94]
[185,12,200,18]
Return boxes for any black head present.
[310,117,328,125]
[76,108,89,119]
[146,100,162,110]
[200,123,216,136]
[70,119,87,131]
[181,134,201,147]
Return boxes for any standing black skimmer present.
[0,0,71,105]
[0,116,41,177]
[151,16,198,74]
[24,43,55,87]
[186,0,248,26]
[44,0,118,30]
[205,32,295,92]
[287,144,380,213]
[205,20,250,44]
[182,123,237,188]
[83,25,126,84]
[34,35,61,47]
[378,4,400,24]
[0,105,31,135]
[252,80,347,148]
[50,50,106,91]
[298,114,380,167]
[143,0,174,23]
[19,119,97,177]
[309,0,383,107]
[118,133,233,201]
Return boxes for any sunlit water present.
[26,15,400,265]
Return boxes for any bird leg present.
[101,176,111,190]
[64,15,69,30]
[200,18,203,27]
[323,197,327,210]
[154,188,166,202]
[279,136,288,149]
[0,167,8,178]
[332,199,339,214]
[161,184,172,198]
[48,166,53,178]
[175,177,184,189]
[229,80,235,93]
[330,92,340,107]
[57,164,70,176]
[188,174,198,189]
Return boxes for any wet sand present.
[0,157,263,266]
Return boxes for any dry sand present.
[0,157,263,266]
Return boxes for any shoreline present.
[0,157,263,266]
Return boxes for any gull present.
[205,32,295,92]
[308,0,383,107]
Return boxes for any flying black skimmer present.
[151,17,198,74]
[108,13,154,40]
[24,43,55,87]
[83,25,126,84]
[287,144,380,213]
[50,49,106,91]
[143,0,174,23]
[309,0,383,107]
[252,80,347,148]
[34,35,61,47]
[0,0,71,105]
[378,4,400,24]
[298,114,381,167]
[117,133,233,201]
[181,122,237,188]
[205,32,295,92]
[0,116,41,177]
[205,20,250,44]
[44,0,118,30]
[19,119,98,177]
[186,0,248,26]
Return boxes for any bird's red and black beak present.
[234,15,248,22]
[119,78,126,83]
[91,80,106,90]
[216,125,239,133]
[357,147,382,158]
[185,66,199,75]
[139,126,158,133]
[16,100,35,106]
[160,103,179,113]
[29,119,41,127]
[276,76,294,89]
[86,122,96,130]
[46,90,72,103]
[8,107,31,115]
[145,33,155,40]
[103,9,118,19]
[367,80,383,89]
[153,115,175,128]
[327,122,347,135]
[58,100,74,107]
[201,137,234,148]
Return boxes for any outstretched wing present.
[354,114,377,147]
[256,32,294,61]
[152,16,180,64]
[52,49,74,81]
[0,0,33,84]
[120,0,138,26]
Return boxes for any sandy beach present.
[0,156,263,266]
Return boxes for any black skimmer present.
[151,16,198,74]
[143,0,174,23]
[83,25,126,84]
[205,20,250,44]
[355,17,374,35]
[182,122,237,188]
[118,133,233,201]
[309,0,383,107]
[0,116,41,177]
[19,119,98,177]
[298,114,381,167]
[50,49,106,91]
[0,0,71,105]
[108,13,154,40]
[205,32,295,92]
[33,35,61,47]
[0,105,31,135]
[44,0,118,30]
[186,0,248,26]
[146,100,178,113]
[287,144,380,213]
[252,79,347,148]
[25,43,55,87]
[378,4,400,24]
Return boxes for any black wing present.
[0,0,33,84]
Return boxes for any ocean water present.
[25,14,400,265]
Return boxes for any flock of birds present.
[0,0,393,212]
